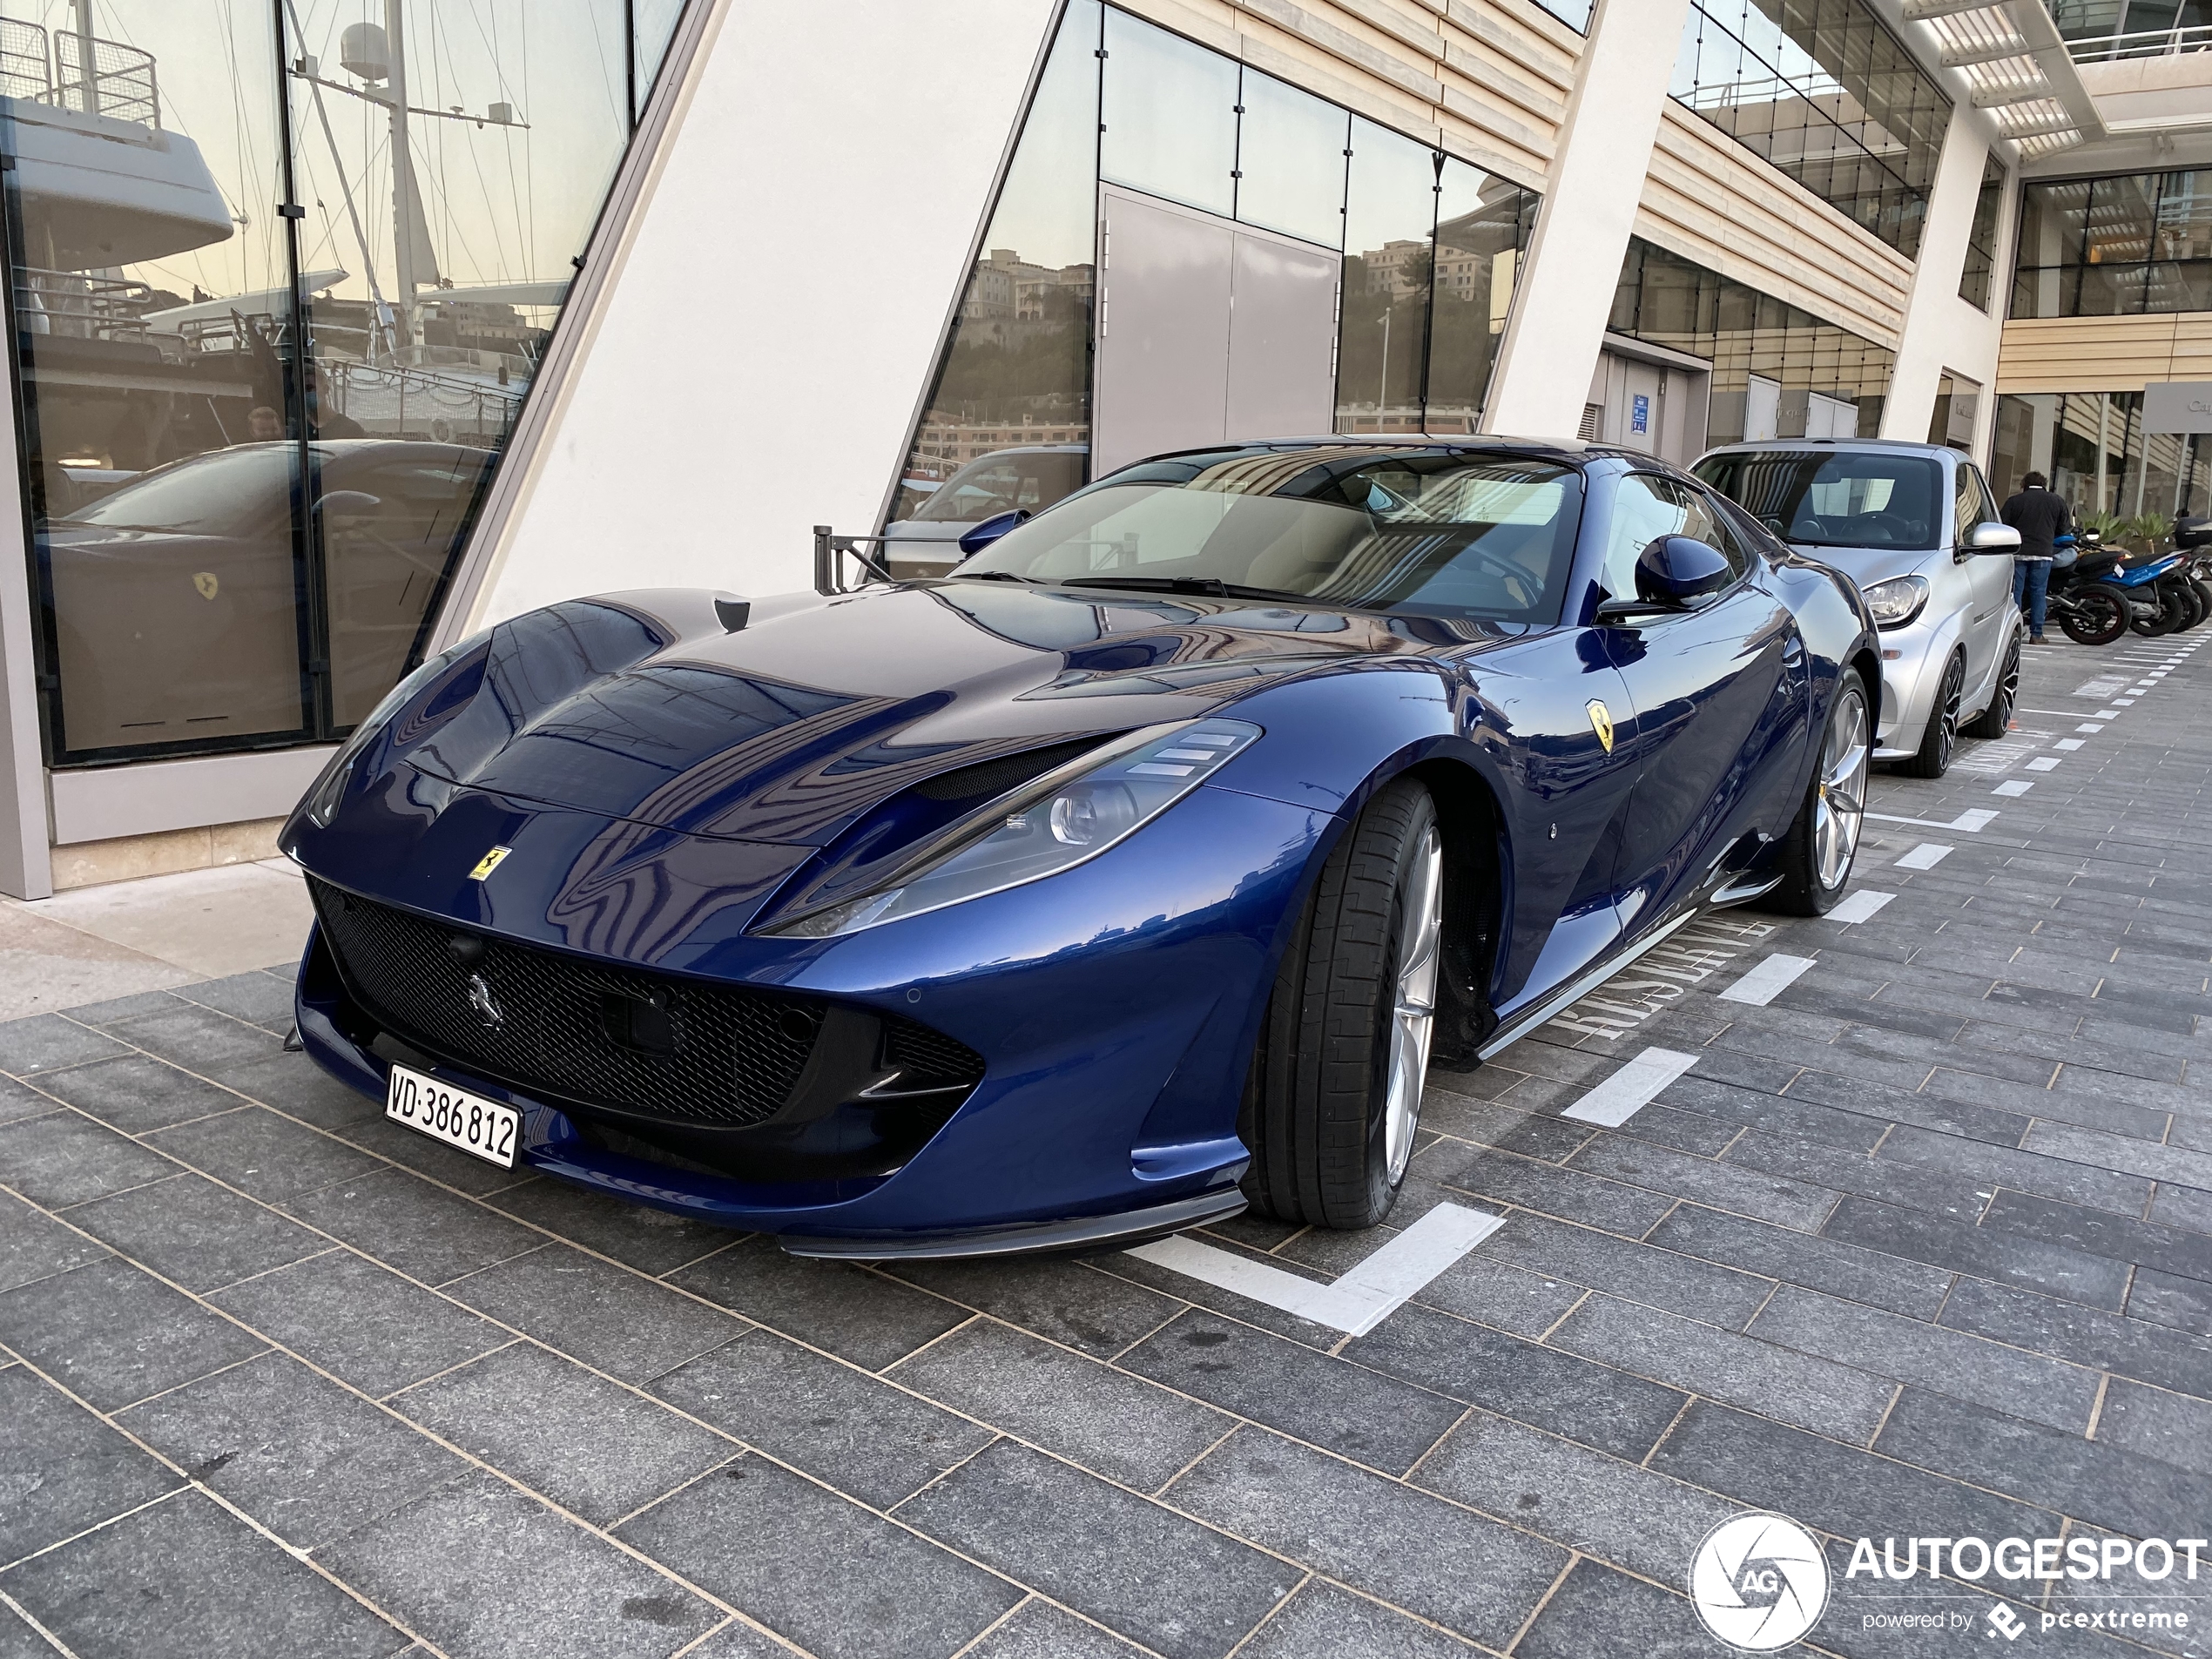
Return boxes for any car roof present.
[1698,438,1960,462]
[1109,434,1601,470]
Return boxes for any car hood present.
[1785,542,1941,590]
[397,582,1498,846]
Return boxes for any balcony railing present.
[2066,23,2212,62]
[0,18,159,129]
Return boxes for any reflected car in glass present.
[1695,441,2024,779]
[284,439,1878,1258]
[883,444,1088,577]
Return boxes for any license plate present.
[385,1064,522,1169]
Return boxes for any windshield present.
[67,444,294,536]
[1695,450,1943,551]
[956,448,1584,622]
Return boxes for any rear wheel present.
[2133,579,2188,636]
[2175,579,2209,632]
[1960,631,2020,739]
[1894,651,1961,779]
[1764,670,1871,917]
[1240,777,1441,1230]
[2060,583,2129,645]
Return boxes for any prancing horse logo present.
[1586,698,1615,754]
[466,973,503,1030]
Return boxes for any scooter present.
[2119,550,2197,636]
[2047,531,2133,646]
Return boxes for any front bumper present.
[1869,616,1958,760]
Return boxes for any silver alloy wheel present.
[1383,825,1444,1184]
[1815,685,1871,890]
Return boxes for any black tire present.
[1241,777,1441,1230]
[1764,668,1871,917]
[2060,583,2129,646]
[2133,579,2188,636]
[1894,651,1961,779]
[1960,630,2020,739]
[2175,579,2209,632]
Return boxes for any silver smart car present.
[1696,440,2025,777]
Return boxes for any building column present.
[1481,0,1696,440]
[1878,98,2006,448]
[0,378,50,900]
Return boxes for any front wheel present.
[1894,651,1961,779]
[1241,777,1443,1230]
[1960,631,2020,739]
[2059,583,2129,645]
[1764,669,1871,917]
[2133,579,2188,636]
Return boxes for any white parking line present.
[1126,1200,1503,1336]
[1718,954,1817,1007]
[1992,779,2035,797]
[1894,842,1952,869]
[1828,889,1897,924]
[2054,738,2085,751]
[2077,724,2107,733]
[2026,758,2062,772]
[1561,1046,1701,1127]
[1866,808,2000,832]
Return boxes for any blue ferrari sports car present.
[283,439,1878,1256]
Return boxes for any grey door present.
[1224,233,1339,443]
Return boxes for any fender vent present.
[911,736,1108,802]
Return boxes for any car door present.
[1597,474,1806,928]
[1952,460,2014,701]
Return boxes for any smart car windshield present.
[955,448,1584,622]
[1695,450,1943,551]
[64,444,293,536]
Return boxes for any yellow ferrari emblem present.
[192,572,219,600]
[1586,698,1615,754]
[468,846,512,881]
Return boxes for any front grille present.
[309,877,980,1129]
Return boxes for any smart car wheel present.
[1765,669,1871,917]
[1240,777,1441,1230]
[1960,631,2020,739]
[1895,651,1961,779]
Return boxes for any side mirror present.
[958,509,1029,555]
[2176,516,2212,550]
[1635,535,1733,606]
[1962,521,2020,554]
[317,489,382,520]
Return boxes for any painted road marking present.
[2055,738,2085,751]
[2077,724,2107,733]
[1992,779,2035,797]
[1561,1046,1700,1127]
[2026,757,2062,772]
[1719,954,1817,1007]
[1127,1200,1503,1336]
[1894,843,1952,869]
[1828,889,1897,924]
[1867,808,2000,833]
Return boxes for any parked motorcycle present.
[2121,551,2198,637]
[2173,517,2212,626]
[2048,531,2132,646]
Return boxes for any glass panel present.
[1099,8,1235,218]
[286,0,631,727]
[1233,66,1346,249]
[2087,172,2157,265]
[889,1,1099,529]
[1336,118,1433,435]
[2154,168,2212,260]
[4,0,312,759]
[1423,158,1525,434]
[1958,153,2004,312]
[632,0,687,121]
[1532,0,1594,27]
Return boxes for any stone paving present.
[3,635,2212,1659]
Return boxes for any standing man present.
[2000,470,2068,644]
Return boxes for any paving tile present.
[884,1256,1185,1359]
[1877,1385,2212,1543]
[215,1050,384,1130]
[118,1351,461,1551]
[0,1363,182,1564]
[2094,1379,2212,1478]
[173,971,296,1031]
[63,988,188,1028]
[0,1258,265,1411]
[0,1109,179,1208]
[212,1250,509,1398]
[1475,1211,1773,1328]
[144,1105,380,1204]
[3,1489,408,1659]
[323,1468,719,1659]
[1437,1147,1677,1237]
[1510,1557,1724,1659]
[1645,1204,1952,1319]
[1090,1247,1343,1352]
[334,1112,532,1197]
[2024,1120,2212,1192]
[1656,1073,1892,1152]
[668,1237,969,1371]
[443,1244,743,1385]
[651,1327,989,1510]
[64,1173,326,1293]
[484,1177,739,1275]
[2129,1265,2212,1336]
[281,1164,543,1286]
[1237,1581,1480,1657]
[1821,1195,2130,1309]
[619,1454,1022,1659]
[0,1186,111,1294]
[1723,1129,1994,1222]
[1408,1252,1587,1338]
[0,1076,54,1129]
[107,1002,283,1076]
[1648,1400,2053,1544]
[887,1318,1229,1492]
[963,1601,1146,1657]
[1746,1284,2099,1432]
[395,1340,732,1526]
[30,1054,242,1135]
[1344,1302,1683,1461]
[1983,1186,2212,1287]
[1118,1310,1462,1475]
[1413,1409,1733,1587]
[2149,1183,2212,1237]
[680,1620,814,1659]
[0,1015,125,1077]
[1565,1133,1837,1231]
[1167,1427,1563,1648]
[894,1439,1298,1659]
[1877,1123,2155,1216]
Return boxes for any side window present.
[1692,488,1752,577]
[1599,475,1743,599]
[1954,463,1998,538]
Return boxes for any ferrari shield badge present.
[192,572,219,600]
[1586,698,1615,754]
[468,846,512,881]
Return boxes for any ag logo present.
[1586,698,1615,754]
[1689,1512,1829,1650]
[192,572,219,600]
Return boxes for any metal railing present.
[0,20,160,128]
[2066,23,2212,61]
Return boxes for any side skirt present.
[1475,908,1703,1062]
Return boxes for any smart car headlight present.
[1861,576,1930,631]
[770,718,1264,938]
[299,631,491,828]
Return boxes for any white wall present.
[467,0,1061,624]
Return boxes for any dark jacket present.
[2001,487,2070,559]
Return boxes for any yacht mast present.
[70,0,97,117]
[385,0,415,346]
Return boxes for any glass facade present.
[2048,1,2210,51]
[1532,0,1595,31]
[890,3,1535,520]
[1959,155,2006,313]
[1991,390,2212,517]
[1673,0,1952,260]
[2012,170,2212,317]
[4,0,684,765]
[1611,237,1895,445]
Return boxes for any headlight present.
[769,718,1263,937]
[299,631,491,827]
[1861,576,1930,630]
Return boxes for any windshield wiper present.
[1059,575,1359,608]
[948,570,1035,583]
